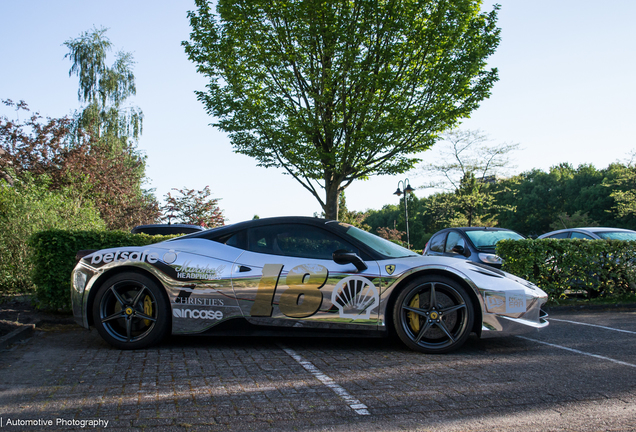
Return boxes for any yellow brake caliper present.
[408,295,420,332]
[143,295,153,326]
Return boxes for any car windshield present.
[465,230,524,249]
[343,225,419,258]
[594,231,636,241]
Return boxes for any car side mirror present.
[332,249,368,272]
[451,245,470,257]
[451,245,465,255]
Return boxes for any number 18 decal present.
[250,263,329,318]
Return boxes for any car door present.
[230,223,382,330]
[151,240,244,334]
[443,231,469,260]
[426,231,447,256]
[426,230,467,260]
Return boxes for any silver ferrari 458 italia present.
[71,217,548,353]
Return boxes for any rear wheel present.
[393,275,474,354]
[92,273,169,350]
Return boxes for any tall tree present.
[62,28,159,229]
[64,26,143,148]
[417,128,518,226]
[418,128,519,190]
[184,0,501,219]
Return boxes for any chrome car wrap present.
[71,217,548,353]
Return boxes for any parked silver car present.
[538,227,636,240]
[71,217,548,354]
[423,227,525,268]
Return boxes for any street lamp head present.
[393,188,403,196]
[404,183,415,194]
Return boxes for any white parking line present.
[549,318,636,335]
[278,344,370,415]
[517,336,636,368]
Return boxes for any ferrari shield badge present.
[385,264,396,275]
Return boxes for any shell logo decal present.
[331,276,379,320]
[162,250,178,264]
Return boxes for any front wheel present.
[92,273,170,350]
[393,275,474,354]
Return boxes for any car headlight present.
[73,270,87,293]
[478,253,503,265]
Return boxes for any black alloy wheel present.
[93,273,169,350]
[393,275,474,354]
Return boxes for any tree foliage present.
[184,0,501,219]
[376,226,407,247]
[492,163,624,237]
[606,158,636,219]
[336,191,370,229]
[0,174,105,294]
[161,186,225,228]
[61,27,158,229]
[64,26,143,147]
[418,129,519,190]
[417,128,518,226]
[364,159,636,249]
[0,100,159,230]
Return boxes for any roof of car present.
[579,227,636,232]
[539,227,636,237]
[187,216,338,239]
[440,227,515,232]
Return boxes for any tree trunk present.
[323,181,340,220]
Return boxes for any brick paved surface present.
[1,311,635,431]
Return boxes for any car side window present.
[445,232,465,254]
[429,233,446,253]
[247,224,358,259]
[570,232,593,240]
[547,232,570,239]
[224,230,247,249]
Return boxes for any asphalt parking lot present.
[1,308,635,432]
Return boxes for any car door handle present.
[238,265,252,273]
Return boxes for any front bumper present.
[480,290,549,337]
[481,309,549,337]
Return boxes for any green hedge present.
[29,230,178,311]
[497,239,636,301]
[0,177,106,294]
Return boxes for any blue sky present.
[2,1,634,223]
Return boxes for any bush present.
[0,176,105,294]
[29,230,178,311]
[497,239,636,301]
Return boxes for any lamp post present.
[394,179,415,249]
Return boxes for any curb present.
[544,303,636,313]
[0,323,36,350]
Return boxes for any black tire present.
[393,275,474,354]
[92,273,170,350]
